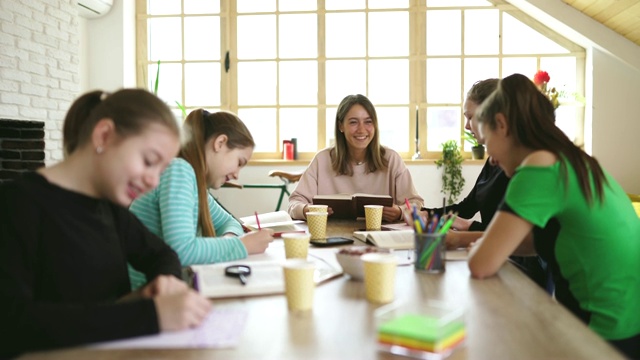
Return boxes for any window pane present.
[279,61,318,105]
[368,59,409,104]
[184,16,220,60]
[326,13,366,58]
[555,106,577,142]
[369,0,409,9]
[279,14,317,59]
[369,12,409,57]
[184,0,219,14]
[148,0,180,15]
[238,61,276,105]
[279,0,316,11]
[280,108,318,152]
[326,107,337,147]
[377,107,409,152]
[237,0,275,13]
[427,0,493,6]
[148,18,182,61]
[502,13,569,54]
[426,10,461,55]
[502,57,536,78]
[325,0,365,10]
[326,60,366,105]
[426,58,461,104]
[540,57,577,94]
[464,9,498,55]
[237,15,276,59]
[185,62,220,106]
[426,107,461,151]
[148,62,182,106]
[464,58,499,94]
[238,108,277,152]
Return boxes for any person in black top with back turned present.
[0,89,212,358]
[420,79,551,290]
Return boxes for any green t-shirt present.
[505,161,640,340]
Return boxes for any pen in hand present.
[254,211,261,230]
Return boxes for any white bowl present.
[335,246,390,281]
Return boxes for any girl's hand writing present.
[154,290,212,331]
[240,229,274,254]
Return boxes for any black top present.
[423,159,509,231]
[0,172,182,356]
[424,160,550,290]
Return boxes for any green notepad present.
[378,313,464,343]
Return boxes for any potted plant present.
[435,140,465,205]
[463,130,485,160]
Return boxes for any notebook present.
[191,244,342,299]
[353,229,415,250]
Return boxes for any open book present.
[312,193,393,219]
[239,211,305,236]
[191,245,343,299]
[353,229,414,250]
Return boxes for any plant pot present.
[471,145,485,160]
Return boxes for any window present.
[136,0,585,160]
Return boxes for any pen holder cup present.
[375,301,466,359]
[414,233,446,273]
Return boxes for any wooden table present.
[20,219,624,360]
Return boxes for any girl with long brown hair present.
[468,73,639,358]
[129,109,273,289]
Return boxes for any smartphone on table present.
[309,237,354,247]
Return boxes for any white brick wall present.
[0,0,79,164]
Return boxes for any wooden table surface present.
[20,219,624,360]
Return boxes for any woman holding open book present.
[288,94,423,222]
[128,109,274,290]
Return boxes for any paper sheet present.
[90,307,248,349]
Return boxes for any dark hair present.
[467,78,499,104]
[476,73,606,204]
[180,109,255,237]
[332,94,388,176]
[63,89,179,156]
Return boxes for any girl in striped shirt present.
[129,109,274,289]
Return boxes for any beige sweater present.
[288,147,424,220]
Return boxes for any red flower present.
[533,70,550,85]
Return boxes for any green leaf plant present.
[463,130,480,147]
[435,140,465,206]
[152,60,187,119]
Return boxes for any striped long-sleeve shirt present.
[128,158,247,289]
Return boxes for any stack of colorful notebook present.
[378,313,465,356]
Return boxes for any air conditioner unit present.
[77,0,113,19]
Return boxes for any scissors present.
[224,265,251,285]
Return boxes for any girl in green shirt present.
[468,73,639,358]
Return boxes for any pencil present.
[254,211,261,230]
[405,198,411,210]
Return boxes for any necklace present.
[355,161,364,165]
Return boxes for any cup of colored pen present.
[414,232,446,273]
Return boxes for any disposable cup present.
[365,205,384,231]
[362,253,397,304]
[283,259,316,311]
[306,211,328,240]
[307,204,329,213]
[282,232,311,259]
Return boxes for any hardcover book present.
[312,193,393,219]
